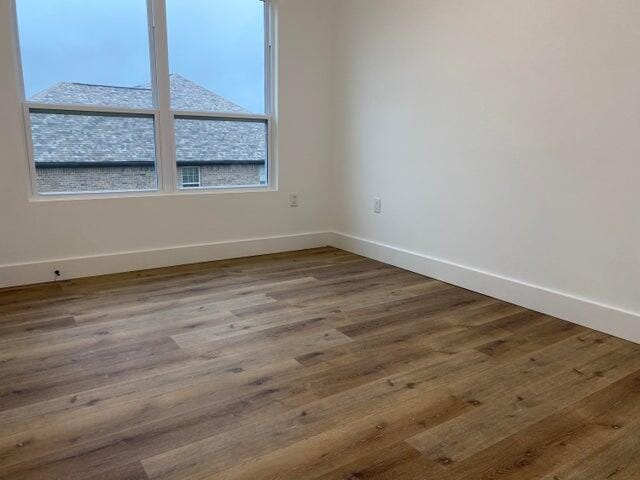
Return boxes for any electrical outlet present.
[290,193,299,208]
[374,197,382,214]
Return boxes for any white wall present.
[331,1,640,330]
[2,0,639,341]
[0,0,336,285]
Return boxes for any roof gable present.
[31,76,265,166]
[31,74,249,113]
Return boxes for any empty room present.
[1,0,639,478]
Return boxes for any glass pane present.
[166,0,266,114]
[16,0,153,108]
[181,166,201,188]
[31,110,157,194]
[174,117,267,188]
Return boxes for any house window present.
[181,166,201,188]
[259,165,267,185]
[15,0,157,194]
[13,0,273,197]
[167,0,270,189]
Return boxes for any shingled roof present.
[31,75,266,167]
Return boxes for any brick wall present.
[196,164,263,188]
[36,166,156,193]
[35,164,263,193]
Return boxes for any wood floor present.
[1,247,639,480]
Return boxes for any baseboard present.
[3,230,638,344]
[0,232,332,289]
[329,232,640,344]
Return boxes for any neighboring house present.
[31,74,267,193]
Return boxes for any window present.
[15,0,157,194]
[167,0,270,189]
[174,117,268,188]
[31,110,157,193]
[181,166,200,188]
[13,0,273,197]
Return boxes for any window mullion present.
[149,0,175,193]
[264,0,272,118]
[265,0,275,189]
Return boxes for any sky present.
[15,0,265,113]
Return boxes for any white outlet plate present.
[290,193,299,208]
[374,197,382,214]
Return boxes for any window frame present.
[11,0,275,200]
[180,165,201,188]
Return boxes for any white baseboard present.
[0,232,331,289]
[2,229,637,344]
[329,232,640,344]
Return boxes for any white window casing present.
[10,0,275,199]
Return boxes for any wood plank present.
[313,442,435,480]
[407,336,640,465]
[0,359,303,463]
[141,350,490,480]
[420,367,640,480]
[0,247,638,480]
[0,316,76,339]
[206,390,468,480]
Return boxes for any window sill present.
[28,185,278,203]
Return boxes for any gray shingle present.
[31,111,156,165]
[31,75,265,166]
[31,74,250,113]
[169,75,249,113]
[174,118,266,164]
[32,82,153,109]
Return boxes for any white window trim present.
[181,165,201,188]
[10,0,276,201]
